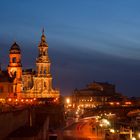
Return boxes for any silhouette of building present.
[71,82,124,108]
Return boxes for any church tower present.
[23,30,60,99]
[7,42,22,97]
[22,30,60,99]
[35,29,52,91]
[36,29,51,77]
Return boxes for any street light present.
[138,133,140,139]
[132,137,136,140]
[66,98,70,104]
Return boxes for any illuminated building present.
[23,30,60,98]
[7,42,23,98]
[72,82,124,108]
[0,30,60,99]
[0,70,14,98]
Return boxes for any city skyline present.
[0,0,140,96]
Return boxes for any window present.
[44,69,47,74]
[43,51,46,56]
[12,57,16,63]
[0,87,3,93]
[44,82,46,87]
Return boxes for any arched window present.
[12,57,16,63]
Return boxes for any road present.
[57,118,105,140]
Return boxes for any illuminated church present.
[0,30,60,99]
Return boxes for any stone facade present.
[71,82,124,108]
[0,30,60,99]
[22,31,60,98]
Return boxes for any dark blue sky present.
[0,0,140,96]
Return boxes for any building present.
[0,70,14,99]
[0,30,60,100]
[22,30,60,98]
[71,82,125,109]
[7,42,23,98]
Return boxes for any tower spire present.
[41,28,46,42]
[42,27,45,35]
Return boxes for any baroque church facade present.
[0,30,60,99]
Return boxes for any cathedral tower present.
[35,29,52,92]
[36,29,51,77]
[7,42,22,97]
[22,30,60,99]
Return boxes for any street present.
[58,118,105,140]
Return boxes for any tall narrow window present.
[44,82,46,87]
[12,57,16,63]
[0,86,3,93]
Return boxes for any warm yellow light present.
[110,129,115,133]
[138,133,140,138]
[8,98,12,102]
[101,119,110,126]
[125,102,131,105]
[116,102,120,105]
[110,102,114,105]
[26,99,28,102]
[21,99,24,102]
[15,99,18,102]
[66,98,70,104]
[132,137,136,140]
[100,124,103,127]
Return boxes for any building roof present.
[9,42,21,54]
[73,81,119,97]
[22,68,36,75]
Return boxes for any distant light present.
[100,124,103,127]
[132,137,136,140]
[101,119,110,126]
[116,102,120,105]
[110,129,115,133]
[110,102,114,105]
[15,99,18,102]
[8,98,12,102]
[66,98,70,104]
[21,99,24,102]
[138,133,140,138]
[125,102,132,105]
[26,99,28,102]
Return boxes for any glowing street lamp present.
[138,133,140,139]
[8,98,12,102]
[66,98,70,104]
[132,137,136,140]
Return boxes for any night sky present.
[0,0,140,96]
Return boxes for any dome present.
[9,42,21,53]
